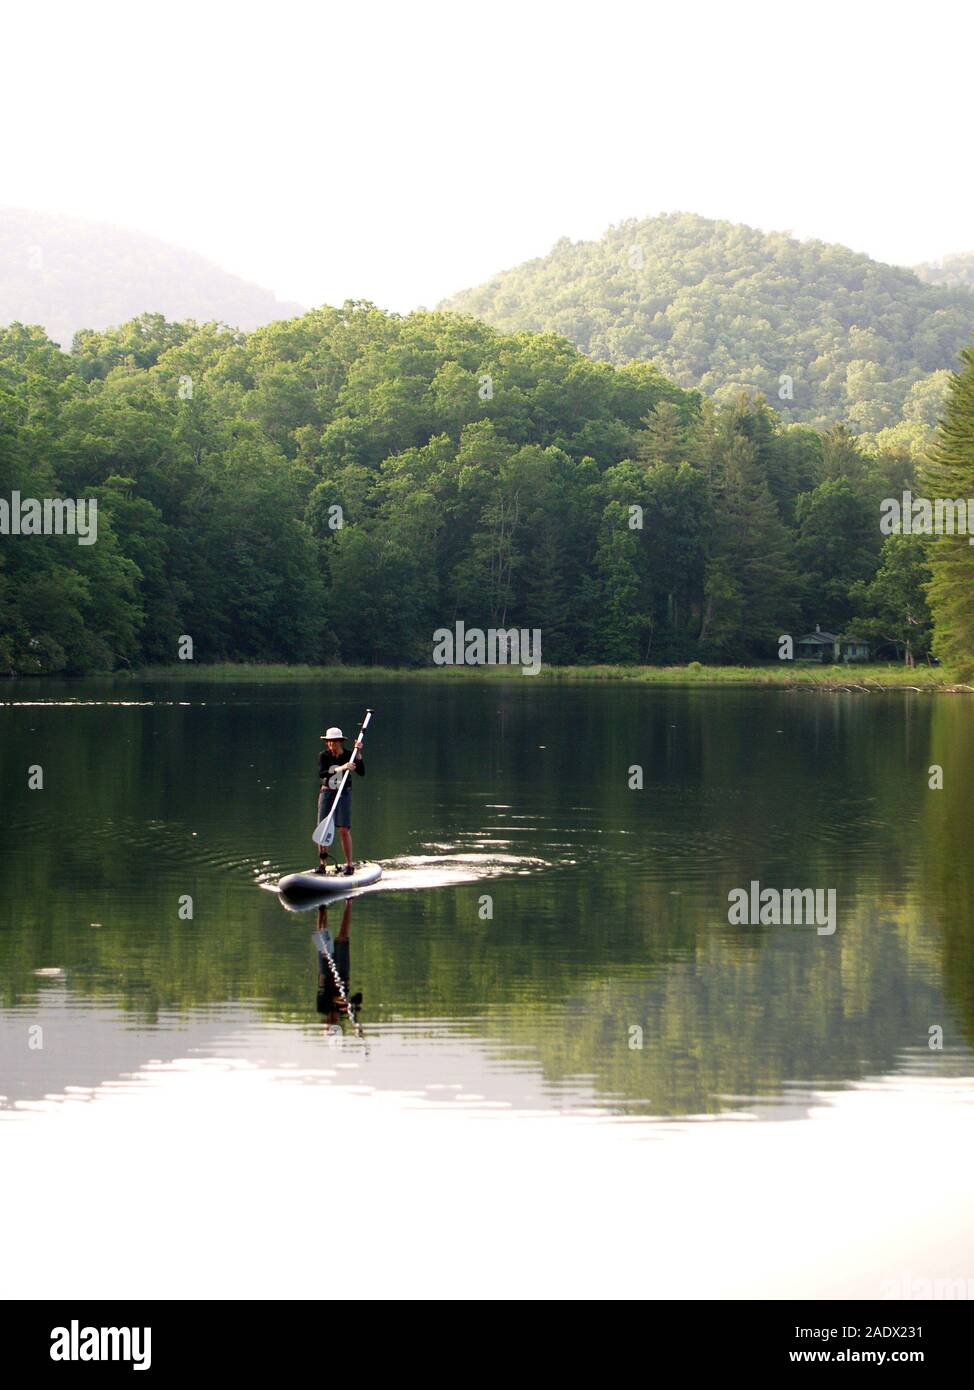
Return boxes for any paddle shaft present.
[313,708,373,847]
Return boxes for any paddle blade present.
[312,816,336,847]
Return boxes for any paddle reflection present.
[313,900,363,1034]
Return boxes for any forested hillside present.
[0,208,302,349]
[3,303,957,675]
[442,213,974,431]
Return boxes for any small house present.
[797,625,870,663]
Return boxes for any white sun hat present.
[321,726,344,740]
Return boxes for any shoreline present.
[4,662,970,692]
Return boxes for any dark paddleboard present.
[277,863,382,897]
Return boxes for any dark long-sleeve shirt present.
[318,747,365,797]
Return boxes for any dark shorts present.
[318,787,351,829]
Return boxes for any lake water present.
[2,678,973,1298]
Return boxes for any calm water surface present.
[2,678,972,1296]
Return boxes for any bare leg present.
[317,795,328,868]
[338,827,353,866]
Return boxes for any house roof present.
[798,631,840,644]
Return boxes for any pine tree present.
[699,414,799,657]
[922,346,974,680]
[635,401,687,467]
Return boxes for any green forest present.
[443,213,974,434]
[1,301,973,677]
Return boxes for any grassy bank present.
[116,662,970,691]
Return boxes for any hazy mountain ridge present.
[440,212,974,429]
[914,252,974,289]
[0,207,303,348]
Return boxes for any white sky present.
[3,0,972,312]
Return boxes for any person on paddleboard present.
[317,724,365,873]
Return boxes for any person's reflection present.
[314,898,362,1028]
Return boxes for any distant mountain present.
[914,253,974,289]
[0,207,303,347]
[441,212,974,430]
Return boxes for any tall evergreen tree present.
[699,414,798,657]
[922,346,974,679]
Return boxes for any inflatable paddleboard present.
[277,863,382,897]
